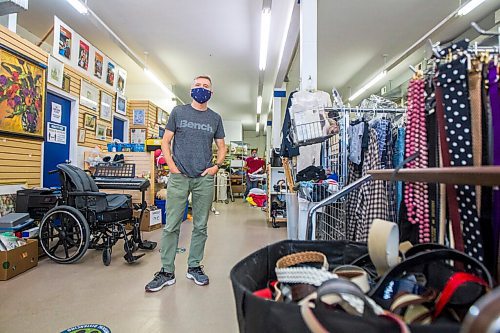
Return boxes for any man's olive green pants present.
[160,173,214,273]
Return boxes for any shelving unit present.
[229,141,248,197]
[267,165,287,224]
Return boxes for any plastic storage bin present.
[155,199,189,225]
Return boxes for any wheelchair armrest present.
[68,191,106,197]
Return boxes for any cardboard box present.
[127,209,162,232]
[0,239,38,281]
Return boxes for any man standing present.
[243,149,265,198]
[146,75,226,292]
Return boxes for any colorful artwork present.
[58,25,72,60]
[106,62,115,86]
[0,46,46,139]
[116,68,126,94]
[94,52,103,79]
[0,193,16,217]
[78,40,89,70]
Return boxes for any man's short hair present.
[194,75,212,85]
[251,148,258,153]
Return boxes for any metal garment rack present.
[305,106,407,241]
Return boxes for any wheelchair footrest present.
[123,252,145,263]
[138,240,157,250]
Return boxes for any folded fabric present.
[249,188,266,195]
[249,194,267,207]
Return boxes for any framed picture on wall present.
[106,128,112,137]
[106,61,115,87]
[47,55,64,88]
[116,68,127,94]
[77,39,90,71]
[94,51,103,79]
[161,110,169,125]
[116,93,127,115]
[130,128,146,144]
[84,113,96,130]
[78,128,86,143]
[0,44,47,139]
[100,91,112,122]
[62,74,71,93]
[156,107,162,124]
[58,24,72,60]
[80,79,99,111]
[133,109,146,125]
[96,124,107,140]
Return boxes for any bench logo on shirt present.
[179,119,214,133]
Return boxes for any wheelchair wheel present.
[39,205,90,264]
[102,247,112,266]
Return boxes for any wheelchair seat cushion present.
[106,194,131,211]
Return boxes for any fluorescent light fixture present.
[144,68,175,99]
[256,96,263,114]
[256,122,260,133]
[66,0,88,14]
[349,70,387,102]
[259,8,272,71]
[457,0,486,16]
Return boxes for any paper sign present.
[51,102,62,123]
[47,122,67,145]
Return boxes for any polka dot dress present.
[436,56,485,263]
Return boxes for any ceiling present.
[14,0,500,131]
[16,0,294,129]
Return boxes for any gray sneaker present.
[186,266,209,286]
[145,269,176,292]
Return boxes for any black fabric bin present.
[230,239,460,333]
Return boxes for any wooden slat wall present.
[128,100,160,139]
[0,24,124,187]
[0,25,47,187]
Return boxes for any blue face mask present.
[191,87,212,104]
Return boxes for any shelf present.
[268,218,287,223]
[368,166,500,186]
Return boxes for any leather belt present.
[368,219,400,276]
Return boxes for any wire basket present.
[290,120,333,147]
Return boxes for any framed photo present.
[84,113,96,130]
[100,91,112,122]
[116,68,127,94]
[62,74,71,93]
[116,93,127,115]
[133,109,146,125]
[106,61,115,86]
[58,24,72,60]
[77,39,89,71]
[94,51,103,79]
[78,128,85,143]
[106,128,112,137]
[130,128,146,144]
[80,79,99,112]
[0,44,46,139]
[156,107,162,124]
[161,110,169,125]
[47,55,64,88]
[96,123,107,140]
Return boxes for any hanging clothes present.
[280,91,300,158]
[346,129,389,242]
[393,126,405,220]
[436,56,485,263]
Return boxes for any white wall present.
[223,120,242,143]
[243,131,267,158]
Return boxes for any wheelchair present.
[39,163,157,266]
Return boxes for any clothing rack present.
[325,107,407,113]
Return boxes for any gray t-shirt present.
[166,104,225,177]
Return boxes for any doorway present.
[113,115,129,142]
[42,93,72,188]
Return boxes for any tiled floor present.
[0,202,286,332]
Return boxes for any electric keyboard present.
[93,163,150,192]
[94,177,150,191]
